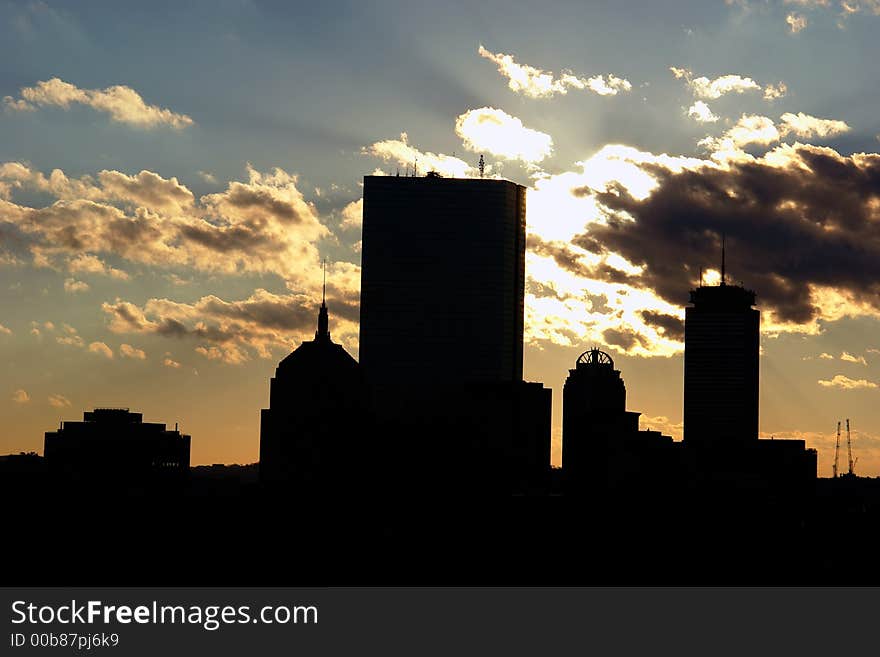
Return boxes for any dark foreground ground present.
[3,466,880,586]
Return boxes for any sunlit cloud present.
[163,357,181,369]
[0,323,12,335]
[48,393,71,408]
[101,285,360,364]
[339,198,362,230]
[786,12,809,31]
[640,415,684,440]
[840,351,867,365]
[12,389,30,404]
[63,278,89,293]
[699,114,780,157]
[0,163,343,297]
[3,78,194,129]
[363,132,476,177]
[687,101,719,123]
[67,254,129,280]
[56,332,84,348]
[119,343,146,360]
[669,66,788,100]
[88,341,114,359]
[455,107,553,163]
[478,45,631,98]
[778,112,851,138]
[818,374,878,389]
[763,82,788,100]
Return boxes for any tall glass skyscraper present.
[683,281,760,445]
[359,174,527,384]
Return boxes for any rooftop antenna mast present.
[322,258,326,304]
[833,421,841,478]
[478,154,485,178]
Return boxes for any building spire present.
[316,259,330,342]
[720,233,726,286]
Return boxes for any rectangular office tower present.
[360,174,526,384]
[683,283,760,445]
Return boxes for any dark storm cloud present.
[603,327,649,351]
[640,310,685,341]
[527,234,638,285]
[578,145,880,324]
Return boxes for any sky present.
[3,0,880,474]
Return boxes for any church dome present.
[275,339,359,379]
[274,294,359,380]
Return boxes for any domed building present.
[259,293,370,493]
[562,347,674,494]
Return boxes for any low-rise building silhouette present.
[43,408,190,482]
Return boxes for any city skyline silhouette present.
[4,2,880,483]
[0,171,873,480]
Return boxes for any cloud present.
[0,163,340,294]
[687,101,719,123]
[67,254,129,280]
[840,351,867,365]
[0,323,12,335]
[639,415,684,440]
[671,67,788,104]
[4,78,193,129]
[88,341,114,358]
[818,375,878,389]
[163,357,181,369]
[339,198,362,230]
[195,344,249,365]
[119,343,146,360]
[839,0,880,16]
[55,323,84,347]
[819,352,835,359]
[198,171,218,184]
[12,389,30,404]
[454,107,553,163]
[778,112,851,139]
[639,310,685,341]
[786,12,809,31]
[48,393,71,408]
[763,82,788,101]
[363,132,476,177]
[698,112,850,159]
[566,142,880,331]
[101,285,361,363]
[698,114,780,156]
[478,45,631,98]
[97,169,194,213]
[63,277,89,293]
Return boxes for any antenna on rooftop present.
[479,154,485,178]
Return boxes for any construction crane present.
[846,418,858,477]
[833,421,841,479]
